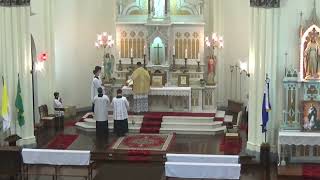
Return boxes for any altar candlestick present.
[143,45,146,55]
[185,49,188,59]
[173,46,175,55]
[130,48,133,58]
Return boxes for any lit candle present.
[130,48,133,58]
[119,51,121,58]
[173,46,175,55]
[185,49,188,59]
[144,45,146,55]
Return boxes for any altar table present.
[122,86,192,111]
[278,131,320,164]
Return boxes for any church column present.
[0,1,35,145]
[247,6,280,157]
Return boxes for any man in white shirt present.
[94,87,110,137]
[111,89,129,137]
[53,92,65,131]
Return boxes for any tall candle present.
[130,48,133,58]
[173,46,175,55]
[185,49,188,59]
[198,52,200,59]
[144,45,146,55]
[119,51,121,58]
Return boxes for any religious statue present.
[207,56,216,85]
[153,0,165,18]
[103,53,114,83]
[304,32,320,79]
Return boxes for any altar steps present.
[75,111,226,135]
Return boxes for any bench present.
[22,148,93,180]
[165,154,241,179]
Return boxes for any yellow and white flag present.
[1,78,11,131]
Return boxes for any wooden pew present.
[0,146,22,180]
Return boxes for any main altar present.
[279,5,320,165]
[102,0,216,112]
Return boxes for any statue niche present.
[150,37,165,65]
[302,25,320,80]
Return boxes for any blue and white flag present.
[262,79,271,133]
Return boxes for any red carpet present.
[303,164,320,178]
[219,137,242,155]
[47,134,78,149]
[140,112,216,133]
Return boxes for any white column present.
[0,5,35,145]
[247,7,280,154]
[205,0,225,107]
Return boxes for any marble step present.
[160,126,226,135]
[214,110,225,121]
[82,118,142,127]
[162,116,215,123]
[161,121,222,129]
[75,122,140,133]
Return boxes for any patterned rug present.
[111,134,174,151]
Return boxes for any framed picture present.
[178,74,190,87]
[151,73,165,87]
[302,101,320,131]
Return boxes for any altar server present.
[91,66,104,112]
[53,92,64,131]
[93,87,110,137]
[111,89,129,136]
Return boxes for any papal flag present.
[1,78,11,131]
[15,75,24,127]
[262,79,271,133]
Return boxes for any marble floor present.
[0,115,304,180]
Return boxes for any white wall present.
[30,0,55,120]
[54,0,116,108]
[222,0,250,103]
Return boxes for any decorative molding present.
[250,0,280,8]
[0,0,30,6]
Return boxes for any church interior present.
[2,0,320,179]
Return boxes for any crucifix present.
[154,43,162,65]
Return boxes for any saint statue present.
[304,32,320,79]
[153,0,165,18]
[207,56,216,85]
[103,53,114,83]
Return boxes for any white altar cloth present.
[165,162,241,179]
[166,154,239,164]
[122,86,192,111]
[278,131,320,146]
[22,149,90,166]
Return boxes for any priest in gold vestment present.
[131,62,150,113]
